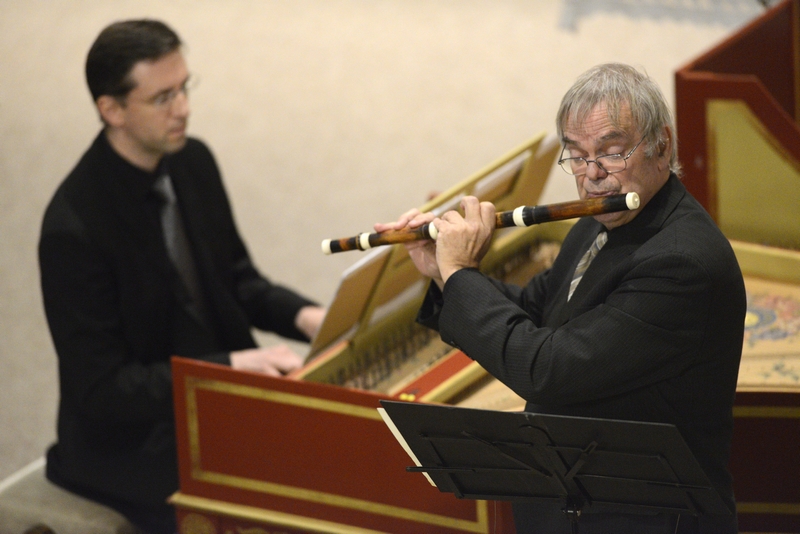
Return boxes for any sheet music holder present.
[379,401,730,531]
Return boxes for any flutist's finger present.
[460,196,497,231]
[373,208,431,234]
[435,197,496,281]
[404,219,443,285]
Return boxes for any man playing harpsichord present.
[38,19,325,534]
[376,63,745,533]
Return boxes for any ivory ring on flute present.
[626,192,640,210]
[358,232,372,250]
[321,239,332,255]
[512,206,526,227]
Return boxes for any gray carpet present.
[0,0,767,484]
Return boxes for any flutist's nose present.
[584,160,608,180]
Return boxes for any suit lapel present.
[94,145,174,282]
[161,162,219,331]
[542,220,601,327]
[563,175,687,313]
[567,233,631,310]
[167,156,256,348]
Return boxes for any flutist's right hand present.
[434,196,496,283]
[375,209,444,289]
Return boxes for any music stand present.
[379,401,730,532]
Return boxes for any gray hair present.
[556,63,681,176]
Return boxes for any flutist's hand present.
[376,196,495,288]
[375,208,443,288]
[435,196,496,283]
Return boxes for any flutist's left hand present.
[375,208,442,287]
[434,196,496,283]
[376,196,495,289]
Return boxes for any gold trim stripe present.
[188,376,383,420]
[171,492,387,534]
[420,360,487,404]
[194,470,488,533]
[737,502,800,515]
[183,376,490,533]
[733,406,800,418]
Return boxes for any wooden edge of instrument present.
[416,132,549,215]
[731,239,800,285]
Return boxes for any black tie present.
[153,174,209,323]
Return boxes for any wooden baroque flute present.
[321,192,639,255]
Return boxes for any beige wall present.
[0,0,765,481]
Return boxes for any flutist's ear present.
[657,130,668,156]
[656,126,673,171]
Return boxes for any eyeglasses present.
[557,137,645,175]
[127,75,199,110]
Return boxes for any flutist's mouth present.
[586,190,618,198]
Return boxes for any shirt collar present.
[606,173,683,243]
[96,131,168,202]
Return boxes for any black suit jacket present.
[419,175,745,532]
[39,132,315,507]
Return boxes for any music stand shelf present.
[380,401,729,530]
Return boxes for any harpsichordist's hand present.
[230,346,304,377]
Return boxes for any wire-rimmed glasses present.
[126,74,200,110]
[558,137,645,175]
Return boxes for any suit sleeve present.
[436,251,717,406]
[230,251,317,341]
[41,219,180,424]
[418,268,547,331]
[38,178,234,426]
[184,140,317,341]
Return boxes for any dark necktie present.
[153,174,209,322]
[568,231,607,301]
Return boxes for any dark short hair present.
[85,19,182,101]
